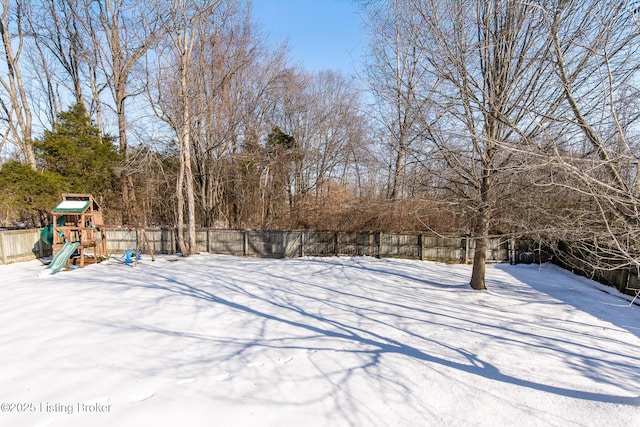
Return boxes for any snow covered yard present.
[0,254,638,427]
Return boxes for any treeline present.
[0,0,458,234]
[2,0,640,288]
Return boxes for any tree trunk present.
[0,0,36,169]
[390,138,406,199]
[177,20,197,255]
[470,159,493,290]
[182,113,197,255]
[176,139,187,255]
[470,208,489,290]
[117,94,136,225]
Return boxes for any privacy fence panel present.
[206,230,245,256]
[106,227,176,255]
[245,230,275,258]
[105,228,136,254]
[487,237,509,262]
[304,231,338,256]
[106,228,176,254]
[246,230,303,258]
[284,231,303,258]
[379,233,415,258]
[421,236,465,262]
[0,229,51,264]
[336,232,359,256]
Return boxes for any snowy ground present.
[0,254,639,427]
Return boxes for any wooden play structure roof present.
[52,194,104,224]
[52,200,92,213]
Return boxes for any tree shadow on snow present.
[494,263,640,340]
[99,257,640,410]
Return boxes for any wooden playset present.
[51,193,108,268]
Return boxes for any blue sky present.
[250,0,366,75]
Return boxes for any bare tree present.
[188,5,281,228]
[88,0,159,224]
[0,0,35,167]
[150,0,254,254]
[360,0,640,286]
[305,71,366,198]
[267,69,368,221]
[531,0,640,273]
[27,0,84,110]
[362,0,430,200]
[381,0,556,289]
[225,45,289,228]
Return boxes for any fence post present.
[0,231,6,264]
[171,228,176,254]
[282,231,288,258]
[300,231,305,257]
[378,231,383,258]
[463,236,470,263]
[243,230,248,257]
[619,268,630,293]
[419,234,424,261]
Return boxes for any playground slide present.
[45,242,80,275]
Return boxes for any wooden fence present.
[0,228,512,265]
[5,227,636,301]
[0,229,50,264]
[552,243,640,301]
[107,229,511,262]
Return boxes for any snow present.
[0,254,638,427]
[52,200,89,211]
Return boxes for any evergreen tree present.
[267,126,296,155]
[0,161,67,226]
[34,103,120,197]
[265,126,297,214]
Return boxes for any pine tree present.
[35,103,120,197]
[0,161,67,226]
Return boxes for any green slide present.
[45,242,80,275]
